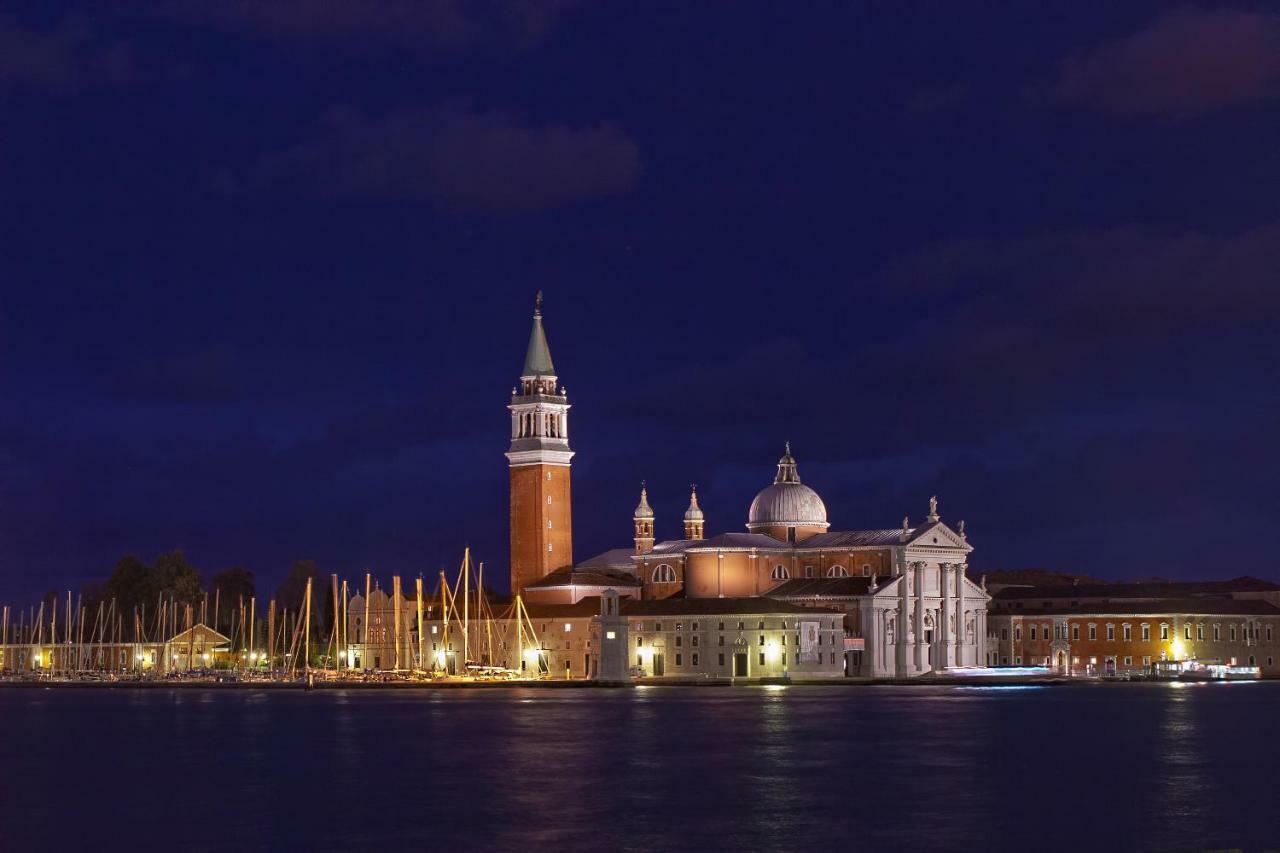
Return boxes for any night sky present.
[3,2,1278,603]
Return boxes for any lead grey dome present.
[746,443,829,530]
[748,482,828,527]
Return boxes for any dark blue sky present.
[2,2,1278,603]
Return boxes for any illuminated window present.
[564,623,572,632]
[606,631,616,640]
[652,565,677,583]
[772,565,790,581]
[826,566,848,578]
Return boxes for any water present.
[1,682,1278,851]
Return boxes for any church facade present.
[508,296,990,678]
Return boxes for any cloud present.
[0,14,132,90]
[249,105,640,211]
[156,0,578,49]
[1056,8,1280,118]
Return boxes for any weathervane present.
[535,290,543,317]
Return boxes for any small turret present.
[634,482,654,555]
[683,485,705,540]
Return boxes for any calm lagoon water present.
[1,682,1278,852]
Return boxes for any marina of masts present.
[0,550,553,685]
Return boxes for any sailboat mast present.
[249,597,256,671]
[303,577,312,677]
[468,548,473,666]
[393,575,403,671]
[331,574,340,675]
[414,573,424,676]
[363,572,372,671]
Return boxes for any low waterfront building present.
[418,594,846,681]
[986,577,1280,675]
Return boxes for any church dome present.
[746,443,829,531]
[748,483,827,527]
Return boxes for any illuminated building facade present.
[508,297,990,678]
[986,578,1280,675]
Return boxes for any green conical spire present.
[522,290,556,377]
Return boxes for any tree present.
[275,560,322,616]
[152,550,203,607]
[210,567,255,604]
[103,555,153,619]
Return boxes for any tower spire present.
[683,484,705,541]
[634,482,655,554]
[522,291,555,379]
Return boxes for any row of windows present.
[1003,623,1274,643]
[651,563,877,583]
[638,652,843,668]
[636,632,826,648]
[630,619,834,632]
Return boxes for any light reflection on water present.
[0,682,1276,852]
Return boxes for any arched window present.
[652,564,677,583]
[771,565,789,580]
[827,565,849,578]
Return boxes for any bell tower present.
[507,292,574,595]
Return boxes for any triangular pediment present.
[904,521,972,552]
[166,623,231,646]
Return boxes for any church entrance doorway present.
[1056,651,1067,674]
[734,653,748,677]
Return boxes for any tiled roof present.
[990,598,1280,617]
[796,529,913,548]
[524,566,641,589]
[767,577,884,598]
[993,576,1280,601]
[622,597,840,617]
[575,548,638,571]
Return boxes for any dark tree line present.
[81,552,333,635]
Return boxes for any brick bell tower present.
[506,292,574,595]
